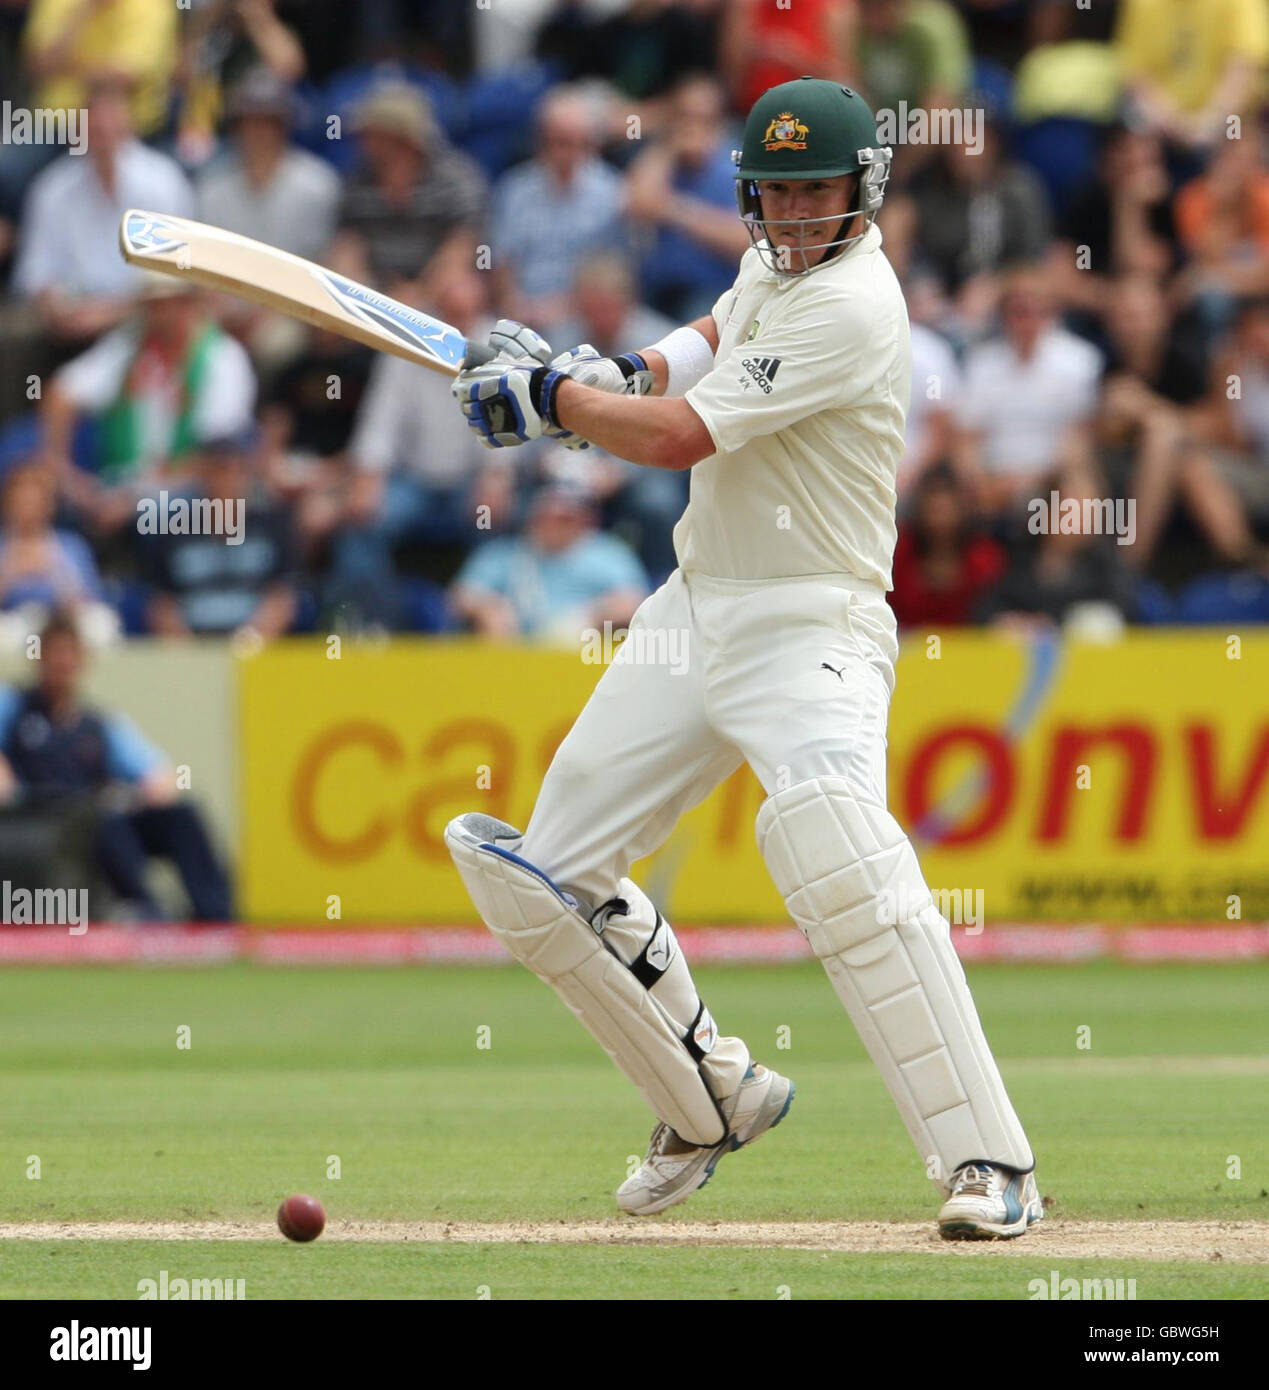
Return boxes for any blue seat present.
[970,58,1015,133]
[460,62,558,180]
[398,576,457,633]
[1174,571,1269,624]
[0,412,99,480]
[1132,577,1176,625]
[1012,117,1101,220]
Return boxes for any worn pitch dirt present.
[1,1219,1266,1263]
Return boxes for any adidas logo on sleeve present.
[738,356,781,393]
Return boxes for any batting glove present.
[488,318,553,365]
[487,319,589,451]
[550,345,654,396]
[452,355,569,450]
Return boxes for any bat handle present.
[461,340,498,370]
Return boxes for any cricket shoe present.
[616,1063,794,1216]
[937,1162,1044,1240]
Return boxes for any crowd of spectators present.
[0,0,1268,646]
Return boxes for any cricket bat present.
[118,208,495,374]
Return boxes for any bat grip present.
[461,341,498,370]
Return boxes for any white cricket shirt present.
[678,222,910,587]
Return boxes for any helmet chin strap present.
[809,175,859,270]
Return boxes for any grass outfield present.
[0,961,1266,1299]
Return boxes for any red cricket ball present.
[277,1193,326,1242]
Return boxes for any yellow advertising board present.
[240,632,1269,923]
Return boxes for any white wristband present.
[645,324,716,398]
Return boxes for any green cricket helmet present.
[734,77,892,276]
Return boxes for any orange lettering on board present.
[292,721,403,861]
[404,719,516,860]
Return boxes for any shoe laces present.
[951,1163,997,1197]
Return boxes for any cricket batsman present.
[445,78,1041,1239]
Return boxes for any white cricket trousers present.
[520,567,898,1098]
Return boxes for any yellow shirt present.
[1115,0,1269,113]
[24,0,179,136]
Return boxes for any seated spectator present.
[1095,369,1263,583]
[0,611,232,920]
[328,264,512,626]
[854,0,972,115]
[910,113,1050,334]
[889,464,1007,628]
[13,75,194,344]
[195,67,341,265]
[720,0,852,115]
[1101,273,1208,408]
[523,437,686,590]
[143,432,298,640]
[451,480,648,645]
[0,463,107,621]
[260,328,373,465]
[624,72,751,322]
[42,278,256,535]
[975,527,1138,629]
[899,320,961,497]
[550,257,685,578]
[553,254,675,364]
[1168,294,1269,572]
[956,265,1103,516]
[1115,0,1269,154]
[1048,124,1178,322]
[329,83,487,299]
[1095,274,1210,571]
[1174,130,1269,335]
[490,86,625,341]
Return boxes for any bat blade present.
[119,208,492,375]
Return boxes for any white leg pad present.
[446,813,727,1146]
[755,777,1033,1188]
